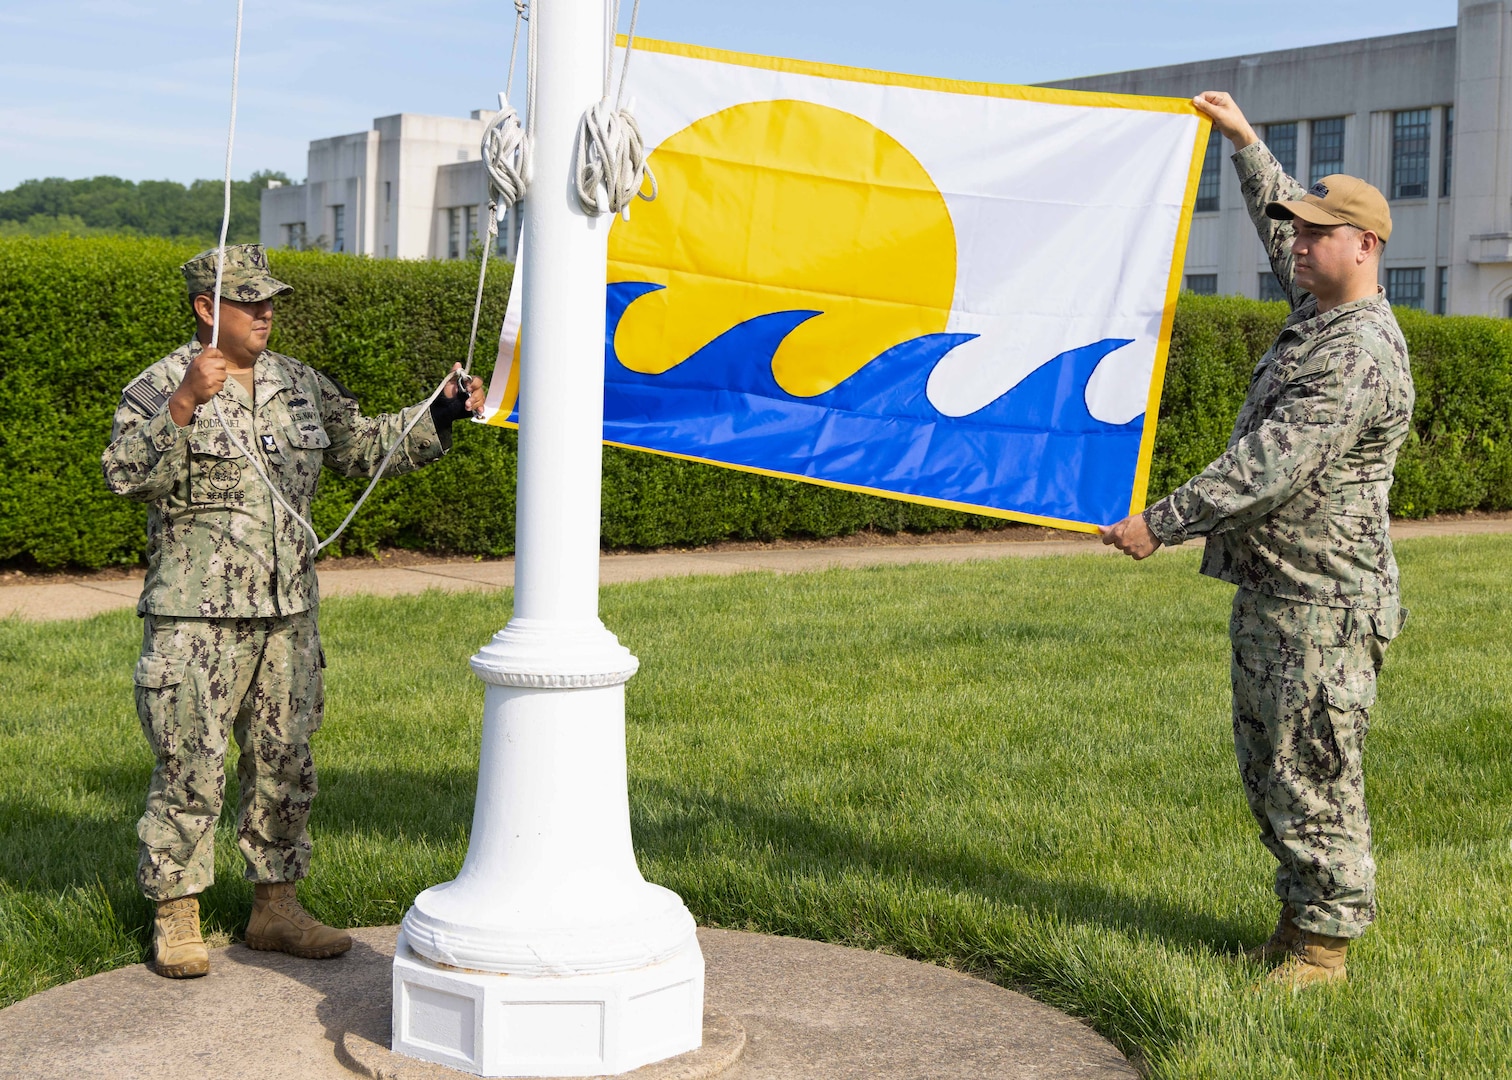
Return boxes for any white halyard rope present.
[574,0,656,218]
[206,0,485,554]
[208,0,243,355]
[465,0,536,380]
[480,1,535,220]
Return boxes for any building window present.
[1195,137,1221,212]
[283,222,306,250]
[495,206,523,258]
[1505,296,1512,320]
[1266,122,1298,178]
[1441,105,1454,198]
[1391,109,1431,199]
[384,180,391,222]
[1309,117,1345,186]
[1185,274,1218,295]
[1258,273,1287,303]
[1386,268,1425,310]
[464,205,478,254]
[447,208,461,259]
[1436,266,1449,315]
[332,205,346,253]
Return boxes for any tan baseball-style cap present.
[1265,175,1392,243]
[180,243,293,302]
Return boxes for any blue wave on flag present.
[597,282,1145,525]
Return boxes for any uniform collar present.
[1285,286,1389,335]
[252,350,296,403]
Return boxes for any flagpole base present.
[392,930,705,1077]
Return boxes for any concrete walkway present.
[3,517,1509,623]
[0,926,1137,1080]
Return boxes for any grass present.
[2,535,1509,1078]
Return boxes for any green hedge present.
[1155,294,1512,518]
[2,236,1510,569]
[0,235,997,569]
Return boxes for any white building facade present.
[260,110,521,262]
[1044,0,1512,317]
[263,0,1512,316]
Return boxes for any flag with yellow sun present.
[483,39,1210,531]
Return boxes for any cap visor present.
[1265,200,1349,227]
[248,276,294,301]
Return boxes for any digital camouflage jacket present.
[1143,141,1415,608]
[103,339,447,617]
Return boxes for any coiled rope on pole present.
[479,1,536,220]
[464,0,536,383]
[207,0,486,555]
[574,0,656,218]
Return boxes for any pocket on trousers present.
[133,653,187,758]
[133,653,186,689]
[1302,673,1376,783]
[1323,671,1378,714]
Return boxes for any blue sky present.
[0,0,1460,190]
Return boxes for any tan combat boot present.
[152,896,210,978]
[1245,903,1302,963]
[245,882,352,959]
[1267,931,1349,988]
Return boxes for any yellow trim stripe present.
[626,36,1199,115]
[1128,115,1211,516]
[489,416,1099,534]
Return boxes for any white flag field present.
[483,40,1211,531]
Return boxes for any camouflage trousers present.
[132,611,325,901]
[1230,589,1404,939]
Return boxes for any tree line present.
[0,172,290,244]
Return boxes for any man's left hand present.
[442,362,487,416]
[1098,513,1162,560]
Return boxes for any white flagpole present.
[392,1,705,1074]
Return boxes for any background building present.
[1046,0,1512,317]
[260,110,521,262]
[264,0,1511,316]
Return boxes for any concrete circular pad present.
[0,926,1137,1079]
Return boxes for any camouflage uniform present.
[103,245,460,901]
[1144,143,1415,939]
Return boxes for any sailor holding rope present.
[102,243,487,978]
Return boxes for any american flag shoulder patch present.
[121,377,169,418]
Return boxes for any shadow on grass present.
[5,760,1252,961]
[1,762,475,884]
[627,777,1257,955]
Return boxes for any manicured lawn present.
[2,536,1508,1078]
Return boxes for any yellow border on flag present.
[496,38,1211,533]
[1129,116,1212,517]
[627,36,1204,116]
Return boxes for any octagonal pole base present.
[391,930,704,1077]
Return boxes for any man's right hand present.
[1192,91,1258,152]
[169,346,229,426]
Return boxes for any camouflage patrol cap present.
[1266,175,1393,243]
[180,243,292,301]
